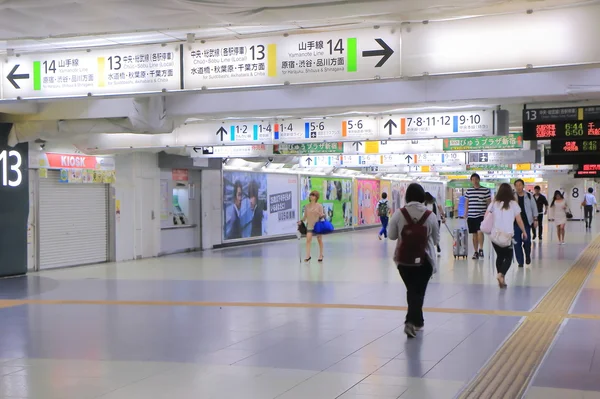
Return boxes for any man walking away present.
[583,187,597,230]
[465,173,492,260]
[378,192,390,240]
[514,179,539,267]
[532,185,549,240]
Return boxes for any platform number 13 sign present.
[0,150,23,187]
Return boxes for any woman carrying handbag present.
[548,191,570,245]
[481,183,528,288]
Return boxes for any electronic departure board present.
[523,106,600,140]
[575,164,600,178]
[544,147,600,165]
[549,138,600,154]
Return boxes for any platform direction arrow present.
[384,119,397,135]
[306,157,313,166]
[216,127,228,141]
[405,155,413,164]
[362,39,394,67]
[6,64,30,89]
[352,142,363,151]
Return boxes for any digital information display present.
[544,147,600,165]
[523,106,600,140]
[549,138,600,154]
[575,164,600,178]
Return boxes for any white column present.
[114,153,161,261]
[547,175,585,220]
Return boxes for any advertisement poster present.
[300,176,353,229]
[380,180,391,202]
[356,179,381,226]
[223,171,298,241]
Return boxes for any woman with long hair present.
[485,183,528,288]
[299,190,325,262]
[424,192,445,255]
[549,190,568,244]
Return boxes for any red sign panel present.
[46,153,98,169]
[172,169,189,181]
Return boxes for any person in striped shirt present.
[464,173,492,260]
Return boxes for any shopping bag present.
[313,220,335,234]
[298,221,308,235]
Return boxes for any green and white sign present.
[467,164,513,171]
[273,142,343,155]
[443,134,523,151]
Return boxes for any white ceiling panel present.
[0,0,592,50]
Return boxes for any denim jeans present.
[513,222,531,266]
[379,216,389,238]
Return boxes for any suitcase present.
[451,226,469,259]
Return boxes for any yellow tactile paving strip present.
[458,237,600,399]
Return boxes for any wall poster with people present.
[356,179,381,226]
[223,171,298,241]
[300,176,353,229]
[389,181,445,215]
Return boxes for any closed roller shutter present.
[39,170,108,269]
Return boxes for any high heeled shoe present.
[318,256,324,262]
[304,257,312,262]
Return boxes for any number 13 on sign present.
[0,150,23,187]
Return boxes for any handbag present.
[313,219,335,234]
[298,221,308,235]
[480,211,494,234]
[566,209,573,219]
[490,228,513,248]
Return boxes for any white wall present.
[201,169,222,250]
[115,152,161,261]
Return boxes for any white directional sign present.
[408,152,466,166]
[275,116,378,143]
[200,121,276,145]
[3,44,181,99]
[343,139,443,155]
[469,150,537,165]
[379,110,494,139]
[184,28,400,89]
[299,155,341,168]
[189,144,272,158]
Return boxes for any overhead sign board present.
[272,143,343,155]
[443,134,522,151]
[575,164,600,178]
[3,44,181,99]
[299,152,466,168]
[522,106,600,140]
[468,150,538,165]
[275,117,378,143]
[379,110,494,139]
[189,144,272,158]
[183,28,400,89]
[343,139,443,155]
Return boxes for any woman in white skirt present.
[549,190,569,245]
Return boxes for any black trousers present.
[584,205,594,227]
[398,261,433,327]
[532,215,543,238]
[492,243,513,276]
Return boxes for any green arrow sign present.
[443,133,523,151]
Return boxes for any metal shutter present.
[39,170,108,269]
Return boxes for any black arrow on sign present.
[362,39,394,67]
[216,127,228,141]
[405,155,413,164]
[6,65,29,89]
[384,119,397,136]
[306,158,313,166]
[352,142,363,151]
[193,147,201,153]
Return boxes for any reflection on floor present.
[0,220,597,398]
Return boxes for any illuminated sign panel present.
[523,107,600,140]
[549,138,600,154]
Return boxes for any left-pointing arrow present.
[6,65,30,89]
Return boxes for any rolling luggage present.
[448,224,468,259]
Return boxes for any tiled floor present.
[0,220,597,398]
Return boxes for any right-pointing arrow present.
[6,64,30,89]
[362,39,394,67]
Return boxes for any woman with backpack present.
[484,183,528,288]
[388,183,440,338]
